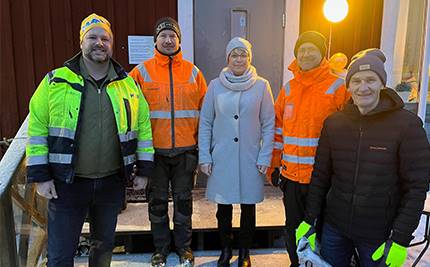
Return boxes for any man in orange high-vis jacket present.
[268,31,350,267]
[129,17,207,267]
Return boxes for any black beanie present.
[154,17,181,43]
[345,48,387,87]
[294,31,327,58]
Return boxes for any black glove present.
[271,168,281,186]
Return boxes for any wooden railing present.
[0,117,48,267]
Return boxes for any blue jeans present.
[47,174,125,267]
[321,223,382,267]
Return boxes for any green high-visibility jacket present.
[26,53,154,183]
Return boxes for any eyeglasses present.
[230,54,248,60]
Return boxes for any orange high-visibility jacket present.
[129,49,207,153]
[270,59,350,184]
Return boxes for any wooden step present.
[75,248,291,267]
[82,186,285,234]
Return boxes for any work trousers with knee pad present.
[148,151,197,254]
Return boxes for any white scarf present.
[219,65,258,91]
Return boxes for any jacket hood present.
[344,88,404,117]
[288,58,331,86]
[64,52,127,80]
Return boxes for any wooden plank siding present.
[0,0,177,157]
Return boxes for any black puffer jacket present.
[305,88,430,246]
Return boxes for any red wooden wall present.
[0,0,177,156]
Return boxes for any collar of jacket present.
[288,58,331,86]
[63,51,128,80]
[154,47,183,67]
[343,88,404,118]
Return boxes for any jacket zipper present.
[97,86,102,175]
[123,98,132,132]
[297,85,305,181]
[169,57,175,148]
[68,79,86,184]
[349,122,363,235]
[105,79,127,178]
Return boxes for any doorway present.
[194,0,285,96]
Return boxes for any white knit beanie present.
[226,37,253,63]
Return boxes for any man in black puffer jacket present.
[296,48,430,267]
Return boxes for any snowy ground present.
[405,212,429,266]
[74,215,429,267]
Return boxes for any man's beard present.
[84,47,110,63]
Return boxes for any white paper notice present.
[128,36,154,64]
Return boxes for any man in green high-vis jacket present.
[26,13,154,267]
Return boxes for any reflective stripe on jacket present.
[129,49,207,154]
[271,59,350,184]
[26,53,154,183]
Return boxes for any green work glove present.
[371,240,407,267]
[296,221,316,251]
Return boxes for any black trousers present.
[281,177,309,267]
[216,203,256,249]
[147,151,197,255]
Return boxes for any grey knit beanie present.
[226,37,253,63]
[346,48,387,87]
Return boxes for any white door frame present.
[283,0,301,83]
[418,1,430,122]
[178,0,194,63]
[380,0,410,89]
[381,0,430,123]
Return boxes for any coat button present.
[234,115,239,120]
[234,137,239,142]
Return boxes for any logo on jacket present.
[283,103,294,120]
[369,145,387,151]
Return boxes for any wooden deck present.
[82,186,285,234]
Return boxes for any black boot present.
[217,204,233,267]
[178,248,194,267]
[217,247,232,267]
[238,248,251,267]
[151,252,167,267]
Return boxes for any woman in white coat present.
[198,37,275,267]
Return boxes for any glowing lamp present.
[323,0,349,23]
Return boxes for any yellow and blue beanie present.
[80,13,113,43]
